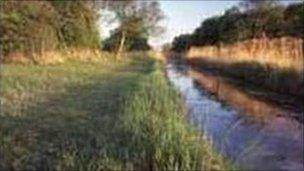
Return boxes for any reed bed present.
[187,37,304,96]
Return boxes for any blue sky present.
[149,0,239,48]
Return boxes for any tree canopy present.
[102,28,151,52]
[101,0,164,52]
[172,1,304,52]
[0,0,101,58]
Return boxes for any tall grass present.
[187,37,304,96]
[0,54,230,170]
[3,48,115,65]
[188,37,303,71]
[120,68,229,170]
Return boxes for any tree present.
[171,34,192,52]
[283,2,304,38]
[240,0,282,38]
[239,0,278,11]
[171,1,303,52]
[102,27,151,52]
[50,0,101,48]
[0,1,59,56]
[102,0,164,57]
[198,16,221,45]
[0,0,102,61]
[218,6,244,44]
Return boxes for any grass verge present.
[0,53,230,170]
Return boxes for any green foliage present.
[102,14,151,52]
[0,1,59,56]
[50,1,101,48]
[103,0,164,37]
[193,16,221,46]
[171,34,192,52]
[0,0,101,60]
[172,1,304,52]
[102,0,163,53]
[102,28,151,52]
[283,3,304,38]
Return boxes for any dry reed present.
[188,37,303,74]
[186,37,304,96]
[2,48,112,65]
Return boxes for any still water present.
[166,61,304,171]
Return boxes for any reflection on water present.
[166,62,304,171]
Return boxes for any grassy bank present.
[0,54,229,170]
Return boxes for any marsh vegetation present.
[1,0,303,170]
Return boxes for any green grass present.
[0,54,230,170]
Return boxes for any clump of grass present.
[120,68,229,170]
[0,54,230,170]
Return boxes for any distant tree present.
[171,1,303,52]
[218,6,246,43]
[102,0,164,57]
[239,0,278,11]
[263,6,285,38]
[193,16,221,46]
[102,28,150,52]
[240,0,283,38]
[283,2,304,38]
[171,34,192,52]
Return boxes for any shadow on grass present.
[186,57,304,119]
[0,60,155,170]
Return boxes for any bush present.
[0,0,101,62]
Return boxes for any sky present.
[149,0,239,48]
[100,0,301,49]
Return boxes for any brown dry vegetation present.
[186,37,304,96]
[2,48,113,65]
[188,37,303,72]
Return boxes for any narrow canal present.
[166,60,304,171]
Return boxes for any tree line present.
[172,1,304,52]
[0,0,163,61]
[0,0,101,57]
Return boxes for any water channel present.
[166,60,304,171]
